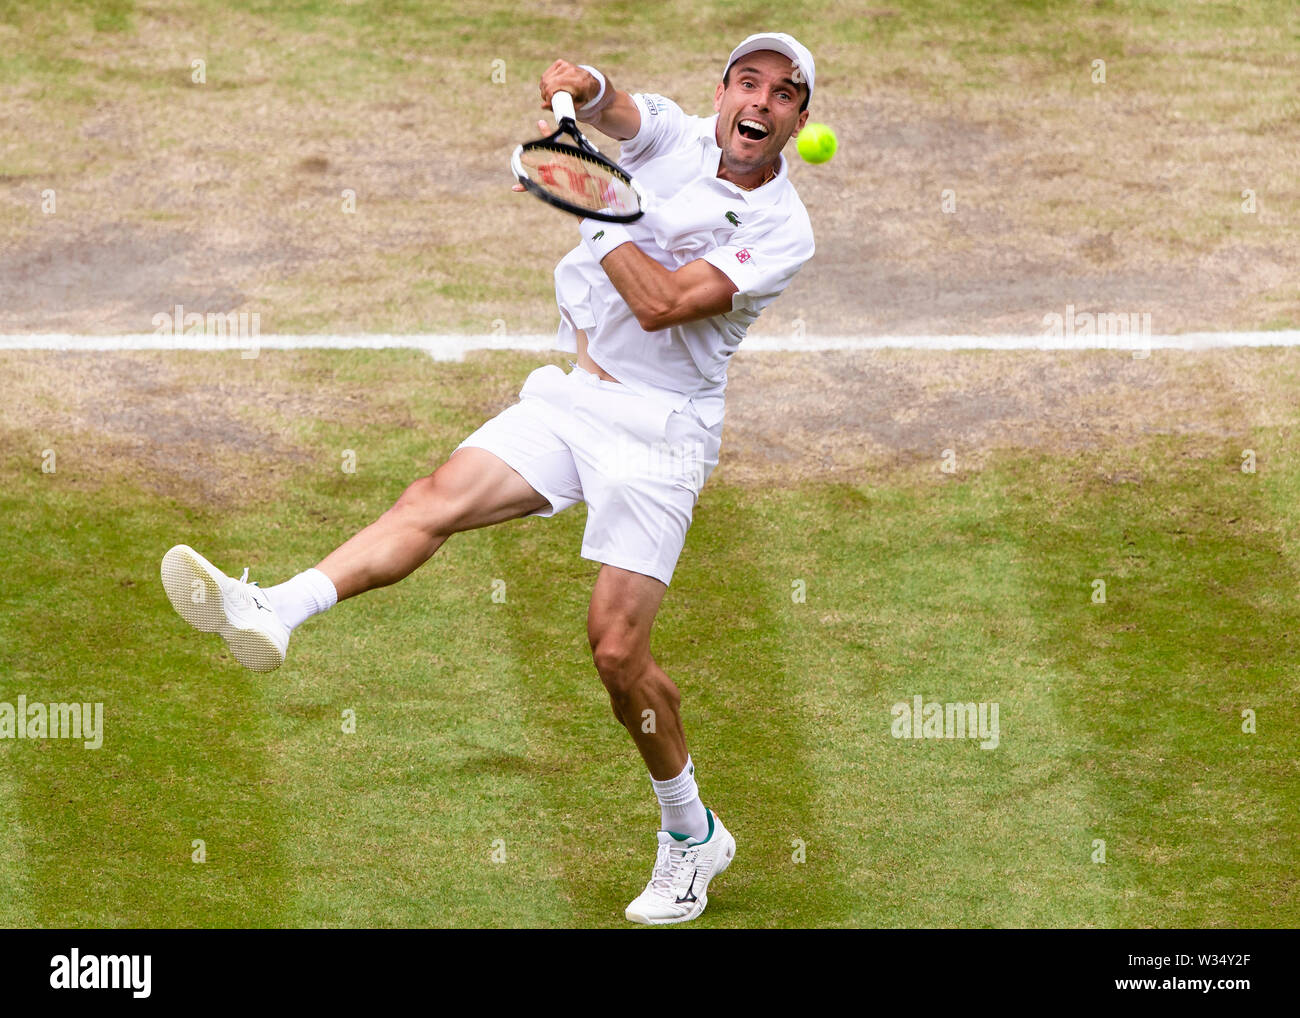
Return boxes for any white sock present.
[263,568,338,630]
[652,756,709,840]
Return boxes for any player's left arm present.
[596,243,738,331]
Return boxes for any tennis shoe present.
[625,808,736,924]
[161,544,289,673]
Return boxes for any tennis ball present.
[796,123,837,164]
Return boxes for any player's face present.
[713,50,810,176]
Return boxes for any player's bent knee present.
[592,638,674,712]
[592,639,635,683]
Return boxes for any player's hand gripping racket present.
[512,90,647,223]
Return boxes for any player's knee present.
[592,635,634,682]
[592,635,675,720]
[388,476,467,537]
[591,633,646,696]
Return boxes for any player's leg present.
[163,360,587,671]
[161,447,551,671]
[313,447,549,600]
[586,563,685,779]
[587,564,736,924]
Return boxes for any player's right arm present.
[539,59,640,141]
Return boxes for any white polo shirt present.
[552,92,815,429]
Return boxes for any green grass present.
[1,349,1296,927]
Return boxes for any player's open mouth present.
[737,119,770,141]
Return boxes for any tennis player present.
[161,32,816,925]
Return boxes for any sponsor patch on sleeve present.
[735,248,752,264]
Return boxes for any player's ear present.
[713,81,725,112]
[795,109,810,133]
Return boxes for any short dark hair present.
[723,64,810,112]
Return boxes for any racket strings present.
[518,145,640,216]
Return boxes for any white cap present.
[724,32,815,104]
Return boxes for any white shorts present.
[456,363,723,586]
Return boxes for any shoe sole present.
[625,826,737,925]
[161,545,285,673]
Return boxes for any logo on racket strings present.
[537,161,617,205]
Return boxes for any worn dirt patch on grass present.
[717,346,1300,485]
[1,4,1296,334]
[5,349,1297,508]
[759,90,1300,336]
[0,351,425,508]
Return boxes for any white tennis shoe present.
[625,808,736,925]
[160,544,289,673]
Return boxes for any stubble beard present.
[720,140,771,178]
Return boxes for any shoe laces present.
[648,839,695,898]
[227,567,262,612]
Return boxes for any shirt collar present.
[698,114,788,207]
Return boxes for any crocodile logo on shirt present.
[592,230,605,241]
[725,211,741,227]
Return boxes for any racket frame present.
[511,90,647,223]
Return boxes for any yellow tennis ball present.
[796,123,837,164]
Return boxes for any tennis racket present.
[511,90,647,223]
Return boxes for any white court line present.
[0,332,1297,358]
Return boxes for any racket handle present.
[551,90,577,124]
